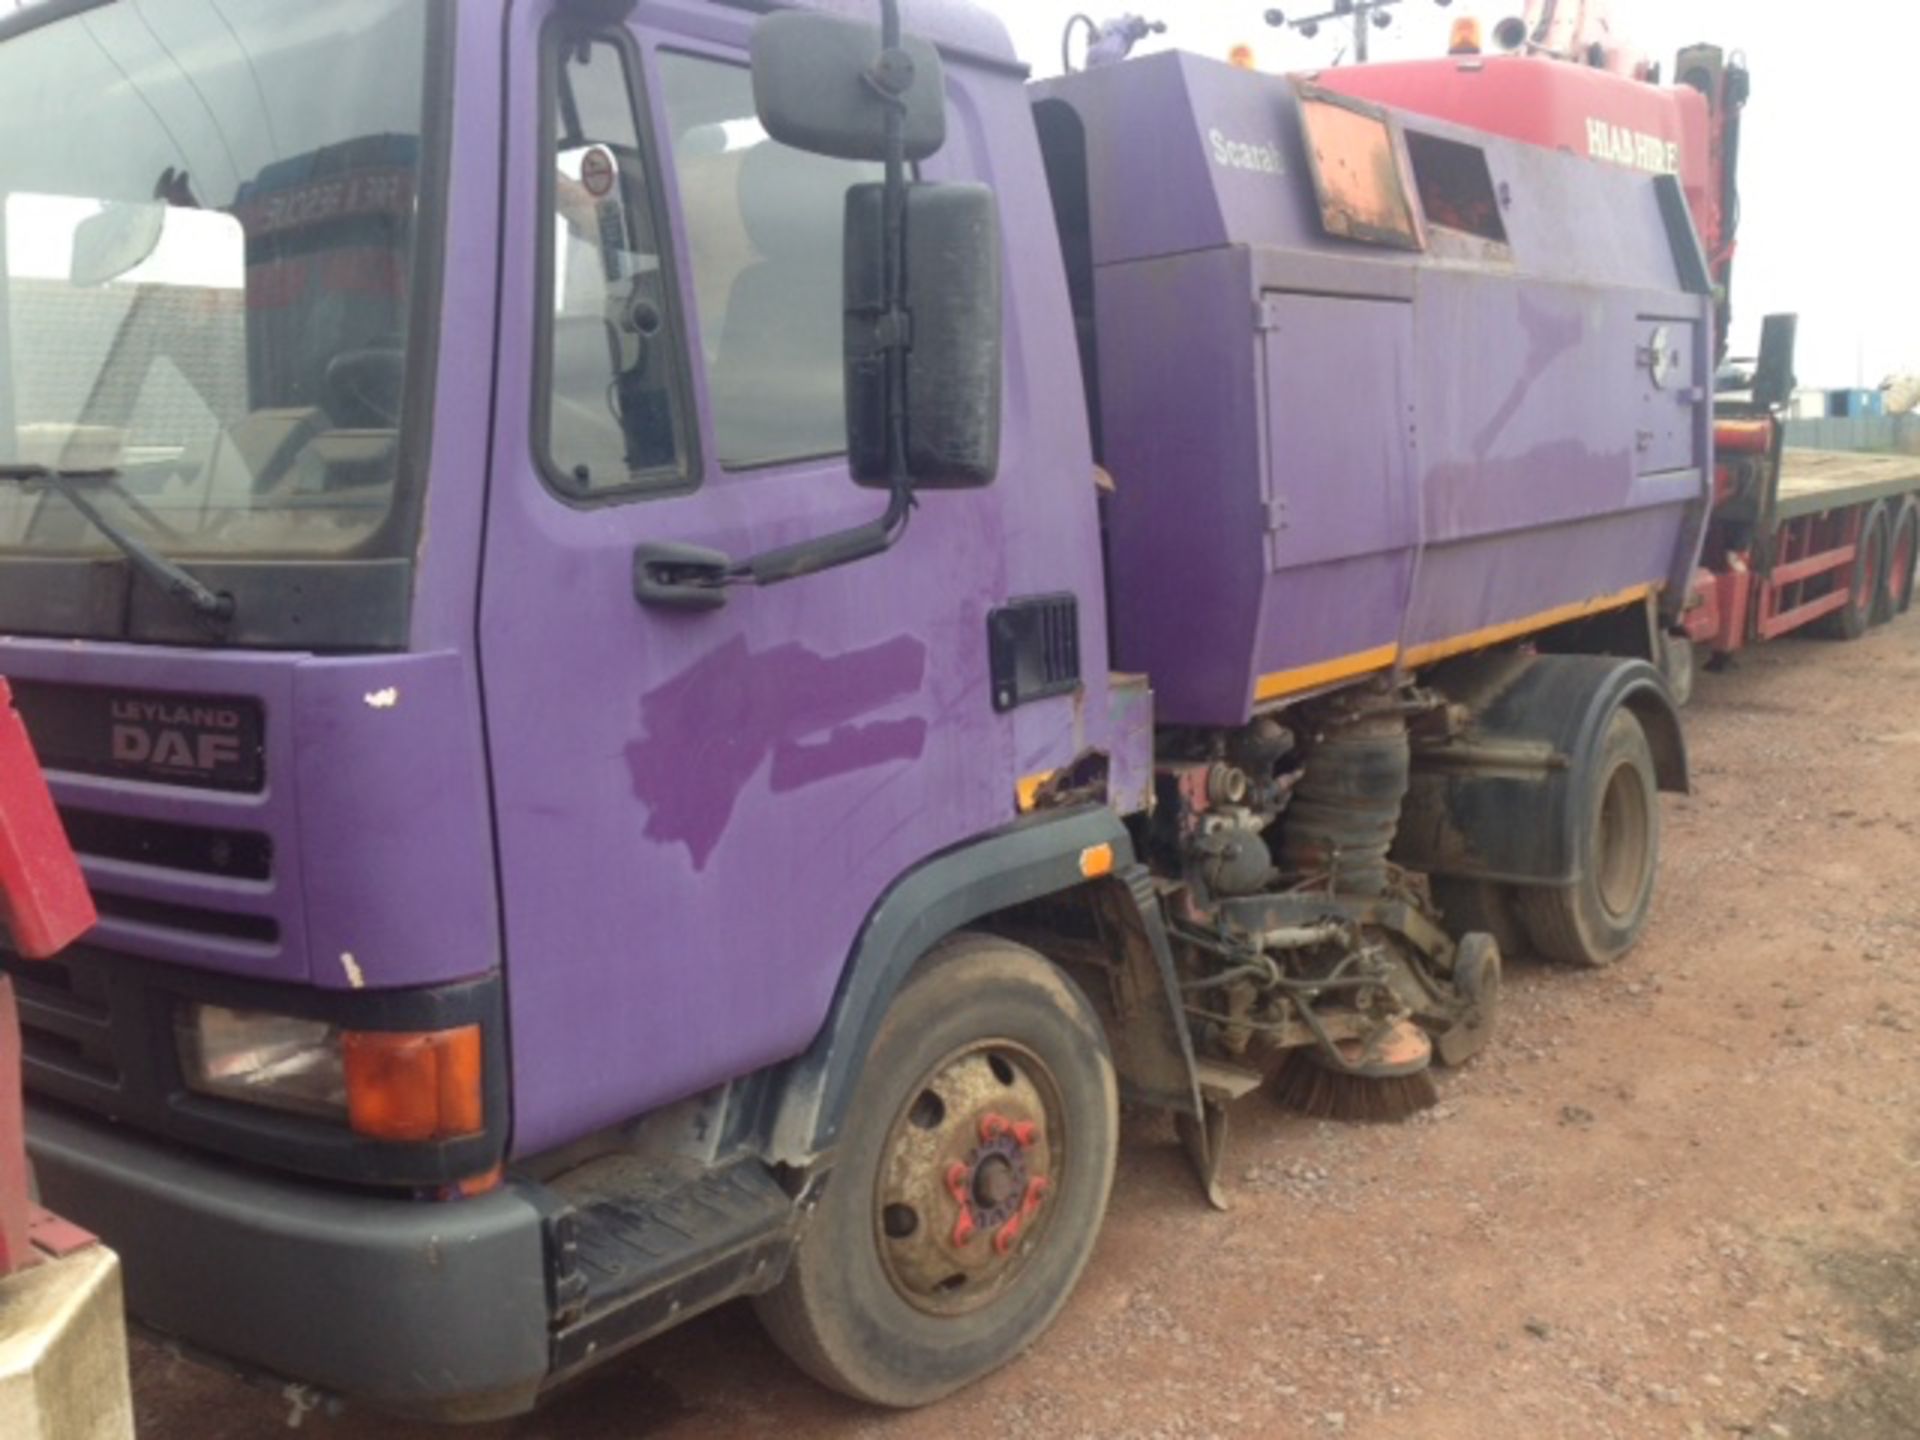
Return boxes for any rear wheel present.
[1818,502,1889,640]
[754,934,1118,1407]
[1518,707,1661,968]
[1882,501,1918,620]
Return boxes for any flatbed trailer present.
[1689,416,1920,658]
[1778,450,1920,519]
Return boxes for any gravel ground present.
[133,620,1920,1440]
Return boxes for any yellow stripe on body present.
[1251,584,1657,705]
[1252,644,1400,704]
[1398,583,1655,669]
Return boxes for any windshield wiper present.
[0,465,234,624]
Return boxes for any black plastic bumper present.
[27,1105,553,1421]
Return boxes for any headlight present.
[177,1005,346,1120]
[176,1004,485,1141]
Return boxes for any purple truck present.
[0,0,1704,1419]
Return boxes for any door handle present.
[633,542,731,611]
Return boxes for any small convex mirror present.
[750,11,946,163]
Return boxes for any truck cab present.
[0,0,1131,1415]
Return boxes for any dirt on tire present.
[130,621,1920,1440]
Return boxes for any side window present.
[540,34,691,498]
[657,52,881,470]
[1405,130,1509,245]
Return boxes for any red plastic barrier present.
[0,677,96,960]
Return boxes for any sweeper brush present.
[1271,1019,1440,1123]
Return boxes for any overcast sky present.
[4,0,1912,385]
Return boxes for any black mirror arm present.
[733,483,914,585]
[720,0,919,593]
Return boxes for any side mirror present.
[845,182,1002,489]
[1752,313,1797,412]
[70,202,166,287]
[692,3,990,593]
[751,11,946,163]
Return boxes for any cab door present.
[479,4,1012,1155]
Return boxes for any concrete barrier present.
[0,1243,134,1440]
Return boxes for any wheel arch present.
[1395,653,1687,889]
[763,807,1201,1165]
[1620,683,1688,794]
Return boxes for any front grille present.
[58,807,274,882]
[90,892,280,946]
[10,679,266,793]
[51,802,282,957]
[0,950,121,1091]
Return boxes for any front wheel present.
[1518,707,1661,968]
[754,934,1118,1407]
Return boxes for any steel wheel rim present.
[873,1040,1065,1318]
[1595,759,1653,922]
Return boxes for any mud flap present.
[1176,1061,1263,1211]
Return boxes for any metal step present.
[545,1155,798,1376]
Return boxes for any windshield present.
[0,0,439,562]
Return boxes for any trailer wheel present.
[754,934,1117,1407]
[1819,502,1889,640]
[1882,501,1918,620]
[1518,707,1660,967]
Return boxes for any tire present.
[1883,501,1918,620]
[1817,502,1889,640]
[754,933,1119,1407]
[1517,707,1661,968]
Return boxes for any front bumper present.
[28,1105,552,1421]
